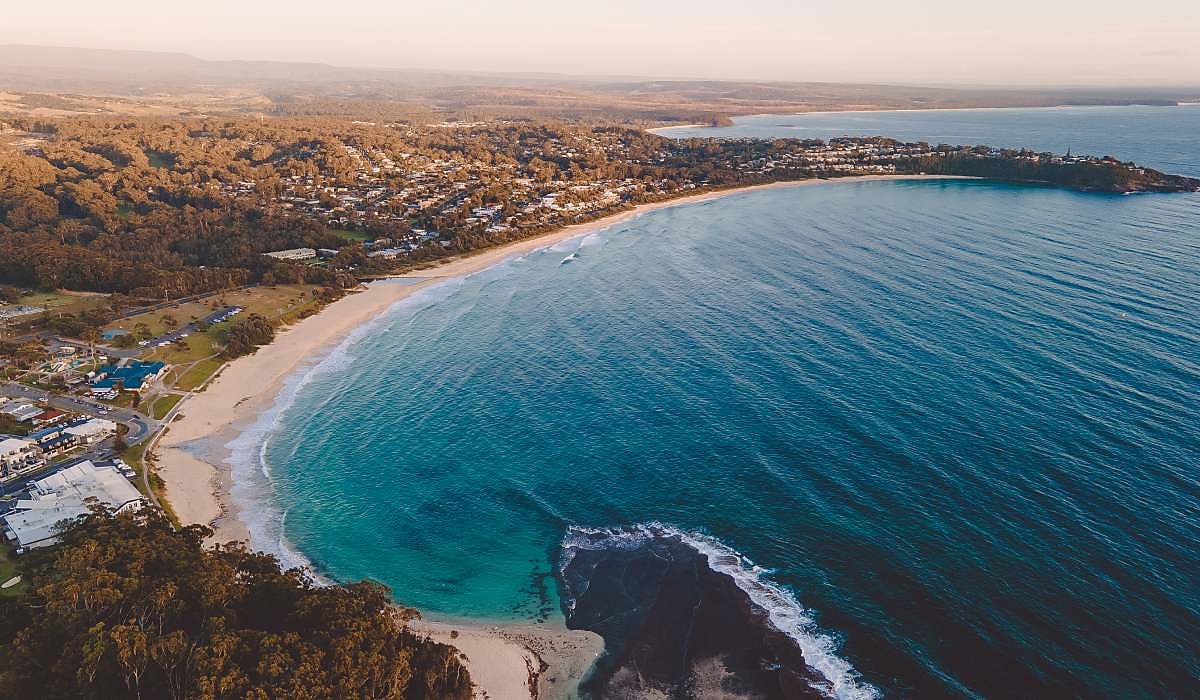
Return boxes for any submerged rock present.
[558,525,835,699]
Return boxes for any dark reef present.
[558,527,835,699]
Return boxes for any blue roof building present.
[91,360,167,392]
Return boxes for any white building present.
[263,247,317,261]
[1,461,143,550]
[0,437,46,482]
[64,418,118,445]
[0,402,42,423]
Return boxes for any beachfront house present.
[0,461,143,551]
[0,436,47,482]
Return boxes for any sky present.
[5,0,1200,86]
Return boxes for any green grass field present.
[174,357,223,391]
[105,285,327,343]
[329,228,372,242]
[148,393,183,420]
[143,334,220,364]
[1,550,26,597]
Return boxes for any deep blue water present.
[237,110,1200,698]
[659,105,1200,177]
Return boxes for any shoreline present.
[646,103,1190,134]
[415,617,604,700]
[152,173,967,698]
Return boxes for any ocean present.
[234,107,1200,697]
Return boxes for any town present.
[2,116,1197,591]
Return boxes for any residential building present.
[0,436,46,482]
[28,416,118,457]
[0,402,43,423]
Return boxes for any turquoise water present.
[236,112,1200,697]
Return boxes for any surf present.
[560,523,879,700]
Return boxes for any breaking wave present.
[223,277,467,579]
[561,523,880,700]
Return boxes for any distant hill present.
[1,44,1196,121]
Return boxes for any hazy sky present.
[6,0,1200,86]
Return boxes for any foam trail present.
[224,277,468,579]
[579,232,606,247]
[561,523,880,700]
[221,238,586,580]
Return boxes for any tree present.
[0,509,471,699]
[80,327,100,359]
[221,313,275,358]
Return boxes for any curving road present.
[1,381,159,445]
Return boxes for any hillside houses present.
[200,123,1130,272]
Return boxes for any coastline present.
[645,103,1190,135]
[415,617,604,700]
[152,173,968,698]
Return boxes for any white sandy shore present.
[153,174,966,697]
[416,618,604,700]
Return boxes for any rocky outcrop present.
[559,527,831,699]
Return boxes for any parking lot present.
[137,306,242,350]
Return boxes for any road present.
[1,383,160,506]
[135,305,241,352]
[1,382,158,445]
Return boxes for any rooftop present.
[93,360,166,390]
[1,461,143,548]
[0,437,36,456]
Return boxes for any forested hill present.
[0,510,472,699]
[1,117,1194,301]
[898,150,1200,193]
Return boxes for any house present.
[28,416,117,456]
[0,402,42,423]
[0,437,46,482]
[31,408,67,426]
[368,248,406,259]
[0,461,143,550]
[64,418,117,445]
[263,247,317,261]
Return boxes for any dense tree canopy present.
[0,510,472,699]
[221,312,277,358]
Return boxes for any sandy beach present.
[416,618,605,700]
[152,173,965,697]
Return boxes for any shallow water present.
[239,111,1200,697]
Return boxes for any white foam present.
[223,277,468,581]
[561,523,880,700]
[219,241,587,583]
